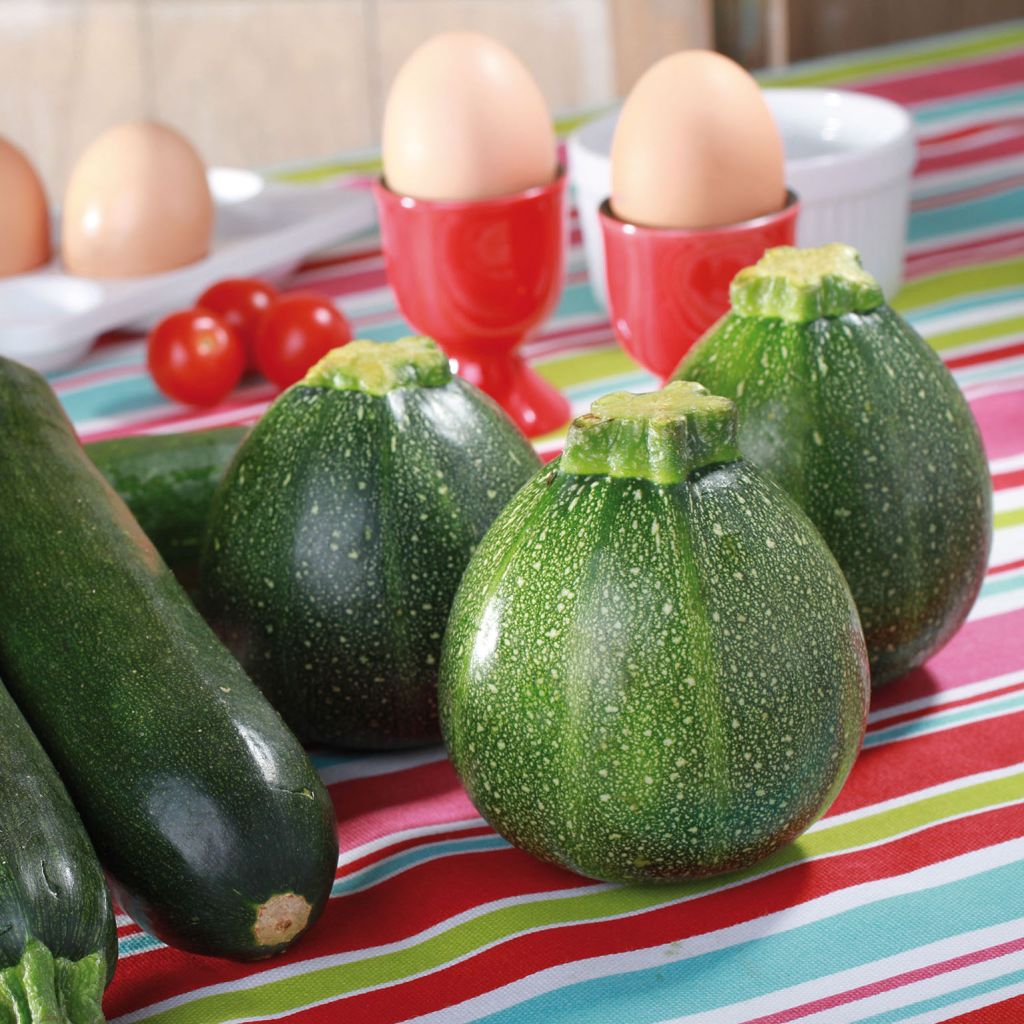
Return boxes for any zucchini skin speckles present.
[202,374,540,749]
[439,457,869,883]
[679,305,992,684]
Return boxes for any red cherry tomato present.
[255,293,351,388]
[147,310,246,406]
[197,278,276,366]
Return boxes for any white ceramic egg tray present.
[0,168,378,372]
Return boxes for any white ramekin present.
[568,87,916,308]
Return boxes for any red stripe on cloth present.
[914,134,1024,175]
[918,120,1024,149]
[865,679,1024,733]
[990,558,1024,576]
[945,991,1024,1022]
[992,470,1024,491]
[743,936,1024,1024]
[829,711,1024,817]
[946,341,1024,370]
[854,52,1024,106]
[275,805,1024,1024]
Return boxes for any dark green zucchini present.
[0,681,116,1023]
[201,337,541,749]
[677,244,992,684]
[85,426,246,582]
[0,356,337,961]
[440,382,869,883]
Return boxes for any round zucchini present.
[440,382,869,883]
[0,681,116,1023]
[0,356,338,961]
[677,244,992,684]
[86,426,247,582]
[201,337,541,749]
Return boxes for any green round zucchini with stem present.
[440,382,870,883]
[201,337,541,749]
[0,356,338,961]
[86,426,247,584]
[676,244,992,684]
[0,681,116,1024]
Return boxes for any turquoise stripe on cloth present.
[473,858,1024,1023]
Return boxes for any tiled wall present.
[2,0,711,198]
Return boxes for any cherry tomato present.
[147,310,246,406]
[255,293,351,388]
[197,278,276,365]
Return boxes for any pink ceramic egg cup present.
[373,171,570,438]
[599,191,800,381]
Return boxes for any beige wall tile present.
[610,0,713,93]
[0,1,148,199]
[374,0,616,131]
[147,0,374,172]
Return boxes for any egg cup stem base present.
[451,348,569,438]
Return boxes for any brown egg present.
[611,51,786,230]
[0,137,50,277]
[383,32,557,201]
[62,122,213,278]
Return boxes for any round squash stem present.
[561,381,740,485]
[730,242,885,323]
[302,336,452,395]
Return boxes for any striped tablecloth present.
[57,21,1024,1024]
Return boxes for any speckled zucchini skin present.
[678,306,992,684]
[0,681,116,1021]
[86,426,246,581]
[201,376,540,749]
[0,357,337,961]
[439,457,869,883]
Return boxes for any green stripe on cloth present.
[128,769,1024,1023]
[927,314,1024,353]
[893,258,1024,314]
[762,22,1024,87]
[996,507,1024,530]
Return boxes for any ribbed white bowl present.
[568,88,916,308]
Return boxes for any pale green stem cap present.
[302,336,452,394]
[560,381,741,485]
[730,243,885,323]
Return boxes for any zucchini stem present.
[560,381,740,484]
[730,243,885,323]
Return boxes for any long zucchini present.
[0,357,338,960]
[85,426,246,582]
[0,680,116,1023]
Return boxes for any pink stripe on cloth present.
[871,606,1024,711]
[854,52,1024,105]
[740,935,1024,1024]
[328,758,477,853]
[971,387,1024,461]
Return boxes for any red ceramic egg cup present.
[599,191,800,381]
[373,171,570,438]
